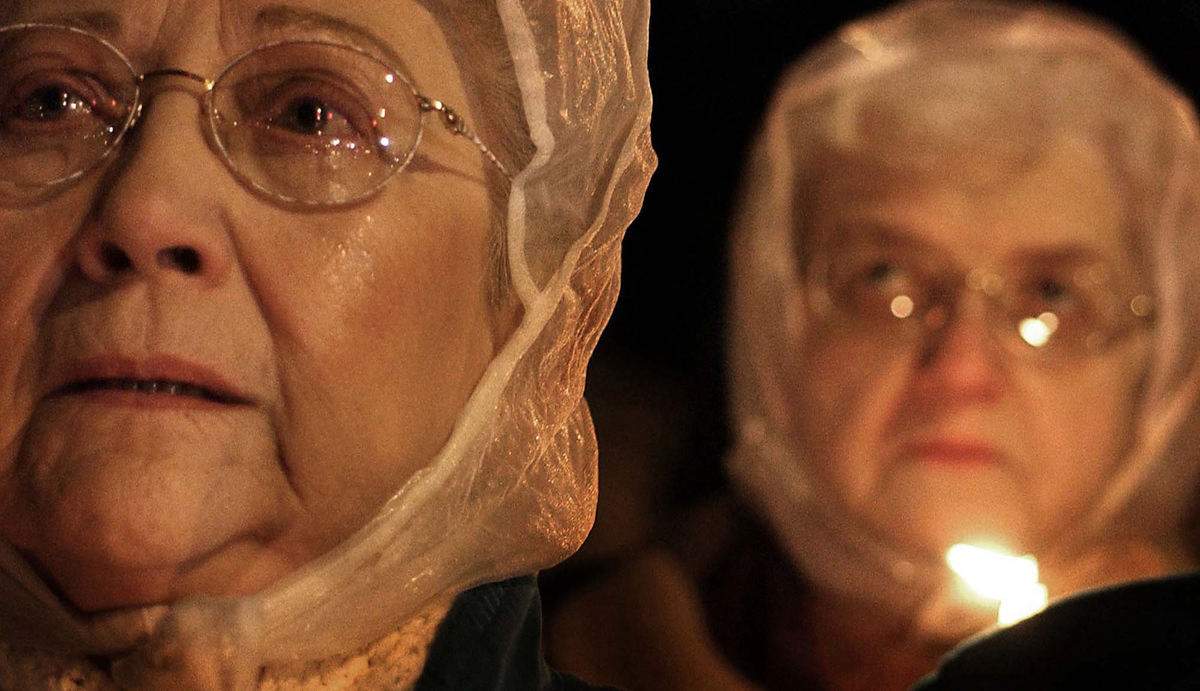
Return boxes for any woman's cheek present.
[0,208,77,470]
[1024,354,1144,536]
[790,330,909,508]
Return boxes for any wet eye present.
[17,84,79,119]
[275,95,332,135]
[0,72,114,133]
[242,76,379,150]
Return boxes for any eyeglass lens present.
[0,24,424,205]
[814,237,1152,355]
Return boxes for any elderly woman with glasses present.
[549,2,1200,690]
[0,1,653,689]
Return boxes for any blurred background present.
[555,0,1200,576]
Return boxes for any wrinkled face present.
[787,136,1150,559]
[0,0,509,611]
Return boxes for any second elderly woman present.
[547,2,1200,689]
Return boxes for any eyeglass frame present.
[0,22,511,207]
[802,237,1156,360]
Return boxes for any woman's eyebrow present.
[1007,245,1109,266]
[252,5,405,67]
[824,218,934,251]
[10,9,121,37]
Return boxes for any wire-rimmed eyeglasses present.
[806,233,1155,360]
[0,23,510,207]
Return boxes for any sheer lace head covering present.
[0,0,655,687]
[727,0,1200,641]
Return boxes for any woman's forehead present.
[237,0,467,95]
[5,0,470,97]
[808,136,1134,268]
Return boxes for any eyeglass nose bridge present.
[124,68,215,128]
[137,68,215,90]
[916,267,1010,336]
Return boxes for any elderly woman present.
[549,2,1200,690]
[0,0,653,688]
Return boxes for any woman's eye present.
[825,253,928,321]
[1018,273,1105,334]
[0,73,111,132]
[275,96,333,135]
[851,258,914,294]
[1030,276,1076,309]
[828,252,917,296]
[864,261,901,285]
[17,84,81,119]
[250,79,377,147]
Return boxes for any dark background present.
[574,0,1200,558]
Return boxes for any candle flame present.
[946,543,1048,625]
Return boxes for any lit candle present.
[946,543,1049,626]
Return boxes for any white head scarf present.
[0,0,655,687]
[727,0,1200,642]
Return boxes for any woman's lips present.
[903,438,1004,466]
[47,355,252,408]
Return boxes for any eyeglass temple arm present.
[418,96,511,180]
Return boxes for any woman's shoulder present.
[915,571,1200,690]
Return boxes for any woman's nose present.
[915,294,1007,404]
[76,90,233,288]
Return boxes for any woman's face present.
[787,136,1150,559]
[0,0,508,611]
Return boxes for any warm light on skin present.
[946,543,1048,625]
[790,135,1148,559]
[0,0,507,611]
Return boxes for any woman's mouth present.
[46,356,253,408]
[55,378,244,404]
[903,439,1004,466]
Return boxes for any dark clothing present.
[914,572,1200,690]
[698,509,824,690]
[416,575,617,691]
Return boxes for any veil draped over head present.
[727,0,1200,641]
[0,0,655,687]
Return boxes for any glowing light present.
[378,137,391,148]
[1130,294,1153,317]
[946,543,1048,626]
[966,269,1004,296]
[1018,312,1059,348]
[385,73,395,84]
[997,583,1049,626]
[981,274,1004,296]
[890,295,915,319]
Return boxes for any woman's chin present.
[864,466,1036,560]
[46,562,187,612]
[28,537,298,613]
[870,502,1035,563]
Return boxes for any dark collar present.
[415,575,617,691]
